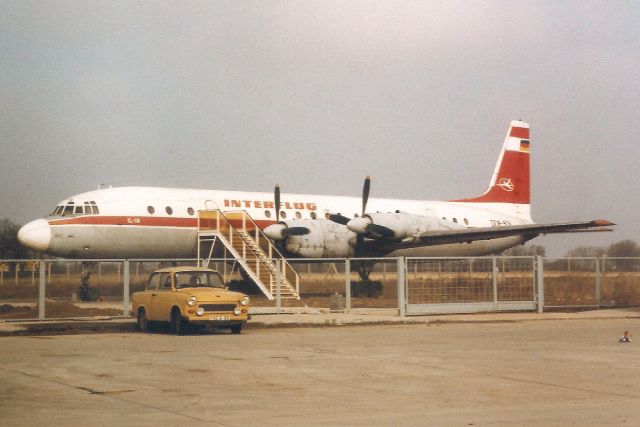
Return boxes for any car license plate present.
[209,315,230,321]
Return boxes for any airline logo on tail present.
[497,178,514,192]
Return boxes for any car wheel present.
[171,308,188,335]
[230,324,242,334]
[137,308,149,332]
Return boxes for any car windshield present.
[174,271,225,289]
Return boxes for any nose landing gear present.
[78,262,99,301]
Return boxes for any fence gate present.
[405,257,537,315]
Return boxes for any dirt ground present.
[1,318,639,426]
[0,300,122,319]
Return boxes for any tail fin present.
[453,120,530,204]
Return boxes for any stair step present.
[197,212,301,300]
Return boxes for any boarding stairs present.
[197,210,300,300]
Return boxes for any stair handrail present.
[228,210,300,296]
[198,209,300,297]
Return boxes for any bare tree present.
[605,240,640,271]
[0,218,32,259]
[502,244,546,256]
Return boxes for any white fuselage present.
[23,186,532,259]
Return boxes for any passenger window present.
[147,206,155,214]
[187,207,195,216]
[464,218,469,225]
[265,210,271,218]
[310,212,317,220]
[453,218,458,223]
[295,211,302,219]
[165,206,173,215]
[280,211,287,219]
[147,274,160,290]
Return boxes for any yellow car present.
[132,267,249,334]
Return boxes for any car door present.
[154,272,175,321]
[136,273,159,318]
[148,272,171,320]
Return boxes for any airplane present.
[18,120,613,262]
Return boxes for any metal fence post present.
[397,256,406,317]
[275,258,281,314]
[595,257,600,309]
[123,260,130,316]
[536,256,544,313]
[492,257,498,310]
[345,258,351,313]
[39,260,46,320]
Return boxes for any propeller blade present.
[366,223,395,239]
[354,234,365,257]
[274,184,280,220]
[282,227,310,236]
[362,176,371,216]
[328,214,351,225]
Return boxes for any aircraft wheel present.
[368,281,383,298]
[230,324,242,334]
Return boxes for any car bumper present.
[184,313,249,325]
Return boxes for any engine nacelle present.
[277,220,355,257]
[354,212,439,240]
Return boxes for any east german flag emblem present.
[519,140,530,153]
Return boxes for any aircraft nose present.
[17,219,52,252]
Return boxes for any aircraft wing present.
[418,220,614,246]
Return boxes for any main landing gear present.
[350,260,383,298]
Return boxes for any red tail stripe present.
[509,127,529,139]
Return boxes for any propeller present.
[346,176,395,241]
[328,176,372,226]
[275,184,281,221]
[264,184,310,240]
[354,176,372,257]
[361,175,370,216]
[328,213,350,225]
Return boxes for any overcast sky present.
[1,1,638,256]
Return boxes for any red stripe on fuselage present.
[48,216,277,229]
[509,127,529,139]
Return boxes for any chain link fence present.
[405,257,536,314]
[1,257,639,320]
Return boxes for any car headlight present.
[196,307,205,316]
[240,296,249,306]
[234,307,242,315]
[187,296,197,306]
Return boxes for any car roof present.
[153,266,219,273]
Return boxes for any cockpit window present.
[51,201,100,217]
[50,206,62,216]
